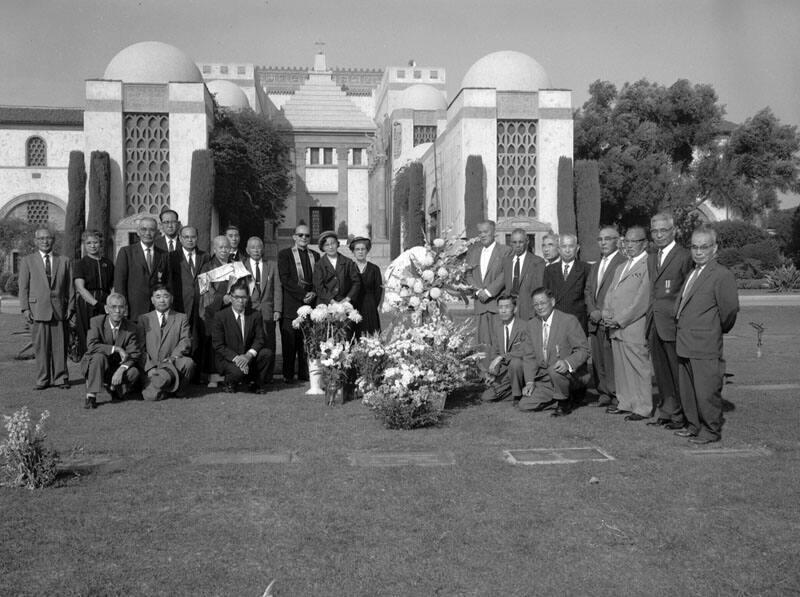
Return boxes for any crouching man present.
[137,285,196,401]
[81,293,141,409]
[481,294,537,403]
[519,287,591,416]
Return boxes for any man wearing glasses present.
[674,227,738,444]
[602,226,652,421]
[211,280,274,393]
[646,213,693,429]
[277,224,319,382]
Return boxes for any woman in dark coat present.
[349,236,383,335]
[73,230,114,357]
[312,230,361,305]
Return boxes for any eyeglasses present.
[690,244,715,251]
[597,236,618,242]
[295,233,310,238]
[651,227,674,234]
[624,239,647,244]
[230,295,249,301]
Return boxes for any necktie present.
[44,254,52,283]
[542,321,549,361]
[512,257,520,294]
[236,314,244,342]
[111,326,118,343]
[255,262,261,290]
[146,248,153,273]
[617,259,633,287]
[679,268,700,313]
[160,313,167,329]
[505,325,510,354]
[188,253,195,277]
[563,263,569,280]
[299,249,312,283]
[169,239,174,252]
[657,248,664,270]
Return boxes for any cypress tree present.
[464,155,484,237]
[64,151,86,260]
[575,159,602,262]
[87,151,111,258]
[405,162,425,248]
[390,166,410,259]
[188,149,215,253]
[557,156,576,234]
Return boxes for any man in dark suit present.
[18,227,74,390]
[466,220,511,346]
[244,236,282,384]
[519,287,590,416]
[81,293,141,409]
[646,213,693,429]
[114,216,169,321]
[480,295,537,403]
[543,233,589,333]
[211,280,274,393]
[154,209,182,254]
[502,228,545,321]
[137,285,195,400]
[225,225,247,262]
[277,224,319,382]
[169,226,209,362]
[585,226,627,407]
[675,227,739,444]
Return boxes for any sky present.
[2,0,799,201]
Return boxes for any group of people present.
[471,215,739,444]
[17,211,384,409]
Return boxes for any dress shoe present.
[221,383,237,394]
[84,395,97,409]
[33,384,49,391]
[646,418,669,426]
[606,407,626,415]
[58,382,71,390]
[624,413,647,421]
[254,387,270,395]
[674,429,696,438]
[551,403,572,417]
[689,436,720,445]
[596,395,612,407]
[664,421,686,430]
[531,399,555,412]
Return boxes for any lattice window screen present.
[124,114,170,216]
[26,137,46,167]
[413,125,437,146]
[496,120,537,218]
[25,200,50,225]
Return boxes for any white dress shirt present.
[480,242,496,282]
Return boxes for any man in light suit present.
[154,209,182,254]
[543,233,590,333]
[585,226,627,407]
[646,213,693,429]
[519,287,590,416]
[113,216,169,321]
[480,295,537,403]
[211,280,274,393]
[18,227,74,390]
[466,220,511,346]
[603,226,652,421]
[137,285,196,401]
[243,236,282,385]
[674,227,739,444]
[501,228,545,321]
[81,293,141,409]
[169,226,210,364]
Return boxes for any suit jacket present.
[169,249,210,321]
[211,308,265,362]
[482,317,537,381]
[18,251,73,321]
[543,259,589,331]
[646,245,693,341]
[228,248,247,263]
[278,246,319,319]
[466,242,512,314]
[501,251,545,320]
[604,256,650,343]
[137,310,192,372]
[113,243,169,320]
[244,258,282,320]
[155,236,182,254]
[83,314,141,368]
[675,259,739,360]
[585,251,627,334]
[313,253,361,305]
[528,310,590,375]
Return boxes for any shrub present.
[0,407,59,489]
[188,149,214,253]
[729,261,760,280]
[0,271,11,292]
[87,151,111,258]
[574,159,602,262]
[711,220,768,249]
[405,162,425,249]
[740,240,781,269]
[4,273,19,296]
[557,156,575,234]
[737,278,770,290]
[765,264,800,292]
[717,247,741,268]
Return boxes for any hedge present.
[405,162,425,249]
[557,156,575,235]
[574,159,602,262]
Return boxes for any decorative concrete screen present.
[25,200,50,225]
[413,125,437,146]
[124,113,170,216]
[497,120,537,218]
[26,136,47,167]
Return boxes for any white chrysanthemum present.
[429,287,442,300]
[421,269,435,283]
[419,252,434,267]
[348,310,363,323]
[412,280,424,294]
[409,296,421,308]
[399,288,410,298]
[291,317,303,329]
[296,305,313,318]
[404,277,417,288]
[433,238,445,248]
[437,266,448,279]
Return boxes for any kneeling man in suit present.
[518,287,590,416]
[211,280,274,393]
[480,295,536,403]
[81,293,141,409]
[137,285,196,401]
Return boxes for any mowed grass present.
[1,307,799,596]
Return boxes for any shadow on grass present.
[445,383,483,411]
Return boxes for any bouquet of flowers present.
[318,337,355,404]
[292,300,362,360]
[383,230,477,320]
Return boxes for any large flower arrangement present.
[292,300,362,360]
[383,231,477,321]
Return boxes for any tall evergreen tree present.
[64,151,86,260]
[188,149,215,253]
[87,151,110,258]
[464,155,485,236]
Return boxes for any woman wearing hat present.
[312,230,361,305]
[349,236,383,335]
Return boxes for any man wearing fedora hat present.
[137,285,196,401]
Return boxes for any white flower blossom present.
[348,310,363,323]
[421,269,435,283]
[437,267,448,279]
[296,305,313,318]
[412,280,424,294]
[433,238,445,248]
[429,287,442,300]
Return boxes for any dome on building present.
[206,79,250,111]
[460,50,551,92]
[103,41,203,84]
[398,84,447,111]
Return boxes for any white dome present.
[104,41,203,84]
[398,84,447,111]
[206,80,250,111]
[460,50,551,92]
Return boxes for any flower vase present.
[306,358,325,395]
[325,382,343,406]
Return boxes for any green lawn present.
[1,308,799,596]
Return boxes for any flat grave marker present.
[190,451,300,465]
[504,447,615,465]
[683,447,772,458]
[347,451,456,467]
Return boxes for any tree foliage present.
[188,149,215,253]
[557,156,575,234]
[64,151,86,260]
[574,160,602,261]
[405,162,425,248]
[390,166,410,259]
[464,155,485,237]
[87,151,110,258]
[209,107,292,240]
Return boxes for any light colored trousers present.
[611,338,652,416]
